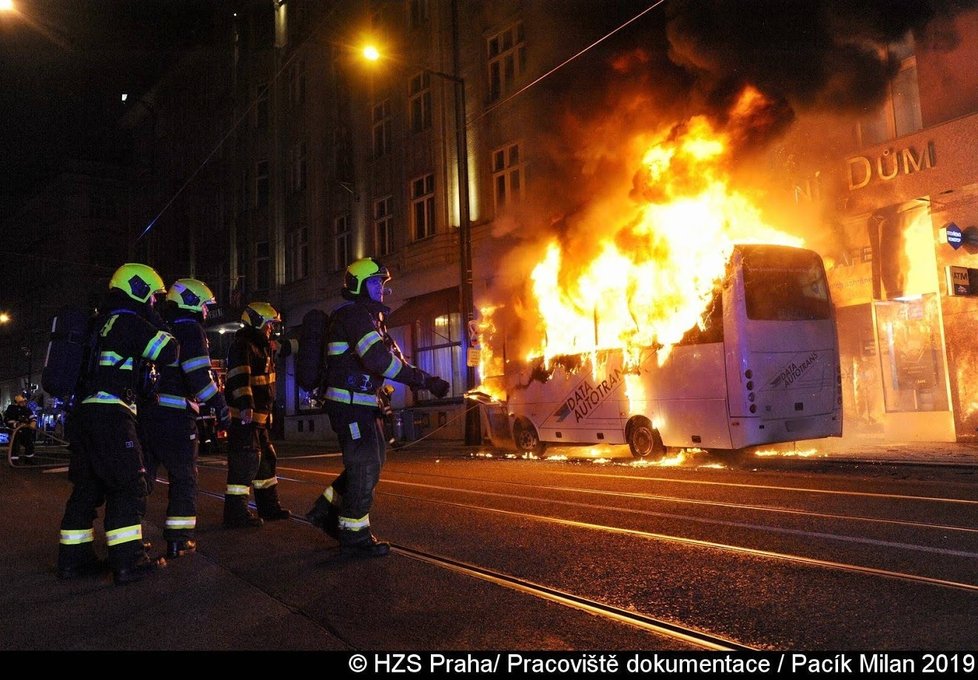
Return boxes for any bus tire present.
[512,418,546,457]
[626,417,665,459]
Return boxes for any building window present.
[255,240,270,291]
[409,71,431,133]
[411,174,435,241]
[288,142,306,192]
[286,227,308,283]
[289,58,306,109]
[256,160,269,208]
[414,312,462,400]
[409,0,429,28]
[374,196,394,256]
[858,34,921,147]
[492,142,523,211]
[487,21,525,102]
[255,81,269,129]
[372,99,391,158]
[334,214,351,272]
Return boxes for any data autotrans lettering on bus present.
[488,244,842,460]
[552,369,623,423]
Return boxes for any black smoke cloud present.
[665,0,978,120]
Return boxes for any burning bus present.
[478,244,842,459]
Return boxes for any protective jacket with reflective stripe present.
[225,325,275,423]
[80,307,178,414]
[151,314,227,417]
[323,297,428,407]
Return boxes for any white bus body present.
[492,244,842,457]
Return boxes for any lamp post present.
[362,30,479,444]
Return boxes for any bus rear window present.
[742,247,831,321]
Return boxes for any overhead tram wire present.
[471,0,667,127]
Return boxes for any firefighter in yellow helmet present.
[306,258,449,557]
[222,301,291,527]
[141,279,230,558]
[57,263,179,585]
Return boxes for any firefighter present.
[223,301,291,527]
[57,263,179,585]
[305,257,449,557]
[4,394,37,463]
[141,278,230,559]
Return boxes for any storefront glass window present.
[874,294,949,412]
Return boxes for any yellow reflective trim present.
[252,375,271,385]
[252,477,277,490]
[165,517,197,529]
[356,331,383,356]
[324,486,341,505]
[60,528,96,545]
[338,514,370,530]
[327,341,349,356]
[226,484,250,496]
[231,386,253,400]
[106,524,143,547]
[227,366,251,379]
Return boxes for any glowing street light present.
[0,1,15,13]
[361,35,478,443]
[0,312,9,324]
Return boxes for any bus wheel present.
[513,418,546,457]
[626,417,664,459]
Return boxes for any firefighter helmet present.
[167,278,216,313]
[241,302,281,329]
[109,263,166,303]
[344,257,390,296]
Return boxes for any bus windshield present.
[741,245,831,321]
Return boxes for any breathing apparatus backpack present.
[41,306,99,405]
[295,308,329,392]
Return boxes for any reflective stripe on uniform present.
[145,331,172,361]
[325,386,378,407]
[181,355,211,372]
[165,516,196,530]
[81,391,138,415]
[338,514,370,531]
[230,386,253,400]
[252,374,273,385]
[382,354,404,379]
[227,366,251,380]
[60,528,95,545]
[157,393,187,409]
[106,524,143,547]
[226,484,250,496]
[327,341,349,356]
[324,486,341,505]
[252,477,277,490]
[196,382,219,402]
[355,330,383,357]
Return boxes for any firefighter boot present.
[255,485,291,521]
[166,539,197,559]
[223,495,263,528]
[305,494,339,540]
[113,553,167,586]
[57,543,108,580]
[339,529,390,558]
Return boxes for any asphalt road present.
[4,438,978,652]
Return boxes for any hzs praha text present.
[347,653,977,675]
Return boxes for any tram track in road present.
[189,477,751,651]
[197,460,978,588]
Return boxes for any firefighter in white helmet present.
[306,257,449,557]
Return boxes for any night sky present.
[0,0,220,217]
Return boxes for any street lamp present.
[361,35,478,444]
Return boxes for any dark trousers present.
[225,421,282,515]
[326,404,386,526]
[11,424,35,458]
[141,408,199,541]
[59,405,149,570]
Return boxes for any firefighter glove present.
[424,376,450,399]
